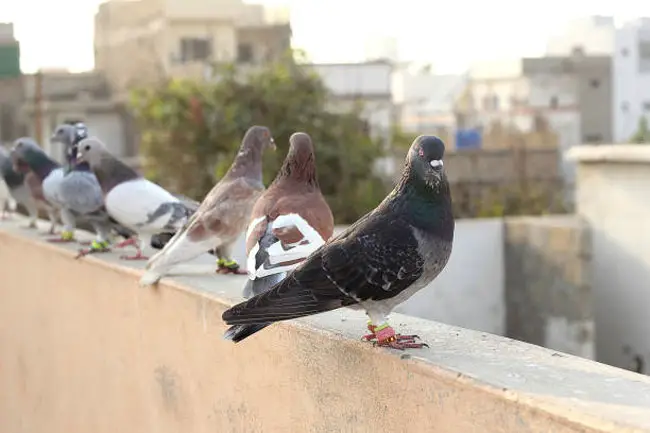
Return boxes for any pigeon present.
[49,122,137,255]
[0,164,16,219]
[139,125,276,286]
[75,136,195,260]
[0,147,39,226]
[10,138,64,235]
[241,132,334,303]
[222,135,455,349]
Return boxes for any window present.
[179,38,212,63]
[622,47,629,57]
[644,101,650,112]
[549,96,559,109]
[571,46,585,56]
[590,79,600,88]
[622,101,630,112]
[638,40,650,72]
[584,134,603,144]
[237,43,254,63]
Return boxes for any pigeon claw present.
[374,340,430,350]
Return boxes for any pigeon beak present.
[269,137,276,151]
[76,152,84,163]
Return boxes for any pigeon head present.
[278,132,317,184]
[51,123,89,147]
[242,125,276,152]
[75,137,108,168]
[11,137,45,173]
[406,135,448,190]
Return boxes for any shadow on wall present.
[504,216,595,361]
[591,228,650,374]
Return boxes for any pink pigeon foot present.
[120,252,149,261]
[363,323,428,350]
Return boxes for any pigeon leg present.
[120,238,148,260]
[214,245,247,275]
[364,322,428,350]
[113,237,137,249]
[76,240,111,259]
[216,258,246,275]
[47,230,76,243]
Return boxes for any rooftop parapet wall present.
[0,222,649,433]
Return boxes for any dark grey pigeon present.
[222,135,455,349]
[0,146,40,225]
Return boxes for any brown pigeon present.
[139,125,276,286]
[242,132,334,300]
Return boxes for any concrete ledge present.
[1,219,650,433]
[566,144,650,164]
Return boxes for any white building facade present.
[547,16,650,143]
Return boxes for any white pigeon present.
[75,137,192,260]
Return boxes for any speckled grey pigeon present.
[222,135,455,349]
[139,125,275,286]
[50,123,137,255]
[75,137,194,260]
[11,138,63,235]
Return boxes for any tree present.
[128,55,388,223]
[630,116,650,144]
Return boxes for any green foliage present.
[129,55,387,224]
[629,116,650,144]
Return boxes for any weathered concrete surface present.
[504,215,594,360]
[568,145,650,373]
[1,218,650,433]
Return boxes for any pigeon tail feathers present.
[223,323,271,343]
[140,222,217,286]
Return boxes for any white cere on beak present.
[430,159,443,168]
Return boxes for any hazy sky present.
[1,0,650,73]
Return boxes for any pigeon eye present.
[84,145,91,151]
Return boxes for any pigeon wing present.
[222,211,424,325]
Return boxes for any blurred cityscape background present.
[2,0,650,375]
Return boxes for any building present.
[547,16,650,143]
[0,23,23,142]
[458,55,612,188]
[94,0,291,96]
[392,66,467,138]
[21,71,132,161]
[307,60,394,144]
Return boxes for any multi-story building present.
[392,66,467,138]
[94,0,291,96]
[458,55,612,186]
[547,16,650,143]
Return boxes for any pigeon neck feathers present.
[92,154,140,194]
[24,149,60,181]
[386,154,454,241]
[224,138,264,183]
[275,146,317,188]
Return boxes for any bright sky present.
[2,0,650,73]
